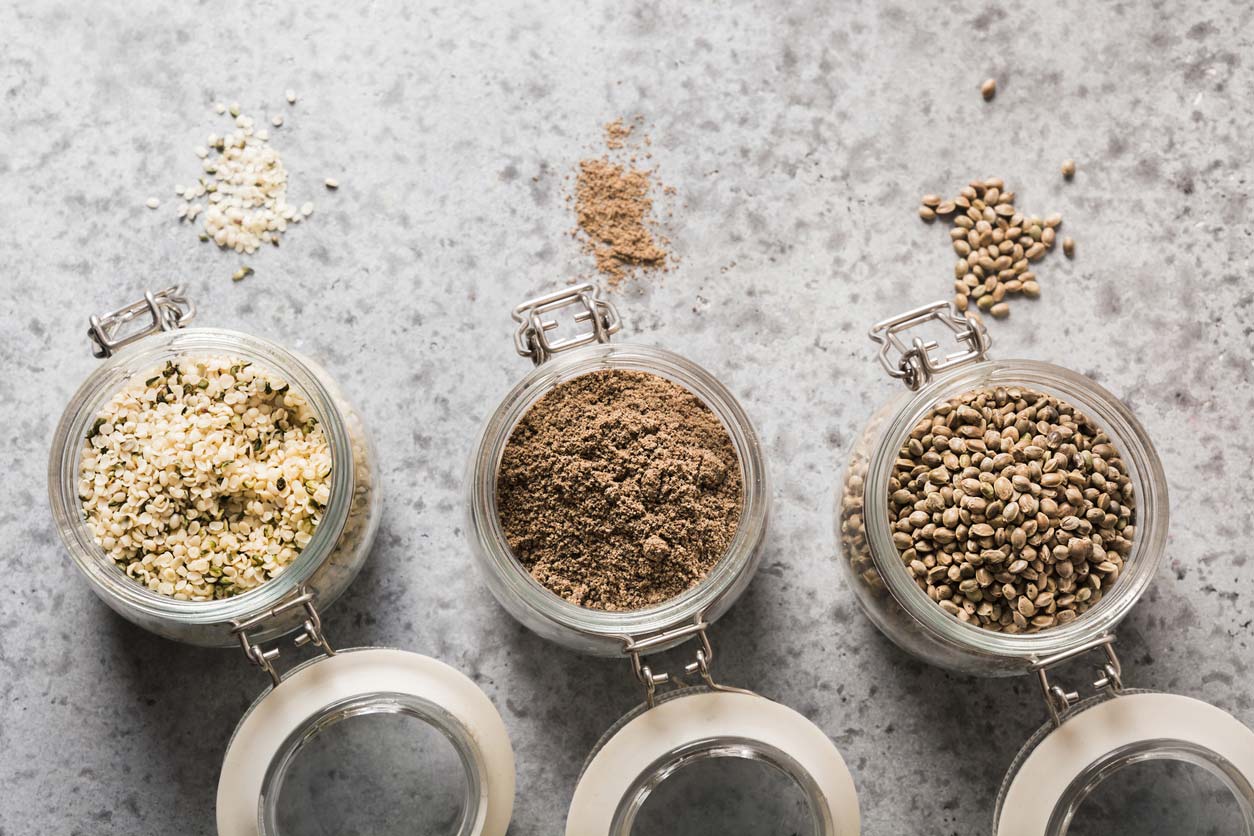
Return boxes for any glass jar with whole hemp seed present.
[467,284,860,835]
[49,288,517,836]
[834,300,1254,836]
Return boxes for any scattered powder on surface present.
[604,118,633,150]
[495,370,743,611]
[571,118,672,286]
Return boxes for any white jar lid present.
[995,691,1254,835]
[567,689,860,834]
[217,647,515,836]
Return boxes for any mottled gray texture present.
[2,1,1253,834]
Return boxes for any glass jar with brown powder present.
[466,284,861,835]
[466,284,770,656]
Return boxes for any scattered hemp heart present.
[495,370,743,611]
[79,356,332,600]
[1061,159,1076,179]
[981,78,997,100]
[889,386,1136,633]
[919,178,1066,320]
[171,102,318,256]
[145,197,160,209]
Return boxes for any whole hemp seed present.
[887,386,1135,633]
[919,178,1068,320]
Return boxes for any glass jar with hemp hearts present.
[50,287,380,646]
[50,288,518,836]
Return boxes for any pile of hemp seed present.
[919,178,1074,320]
[887,385,1135,632]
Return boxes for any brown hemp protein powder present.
[495,370,743,610]
[572,118,671,286]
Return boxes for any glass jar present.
[836,301,1254,835]
[49,288,517,836]
[466,288,770,656]
[467,284,860,835]
[836,303,1168,676]
[49,287,381,646]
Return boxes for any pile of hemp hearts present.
[889,386,1135,633]
[78,357,331,600]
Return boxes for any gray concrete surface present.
[2,1,1253,834]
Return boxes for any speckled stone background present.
[2,1,1253,834]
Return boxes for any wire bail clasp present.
[88,286,195,358]
[1031,634,1124,728]
[230,586,336,687]
[512,282,621,365]
[621,615,755,709]
[868,300,989,390]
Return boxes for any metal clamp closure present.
[89,286,195,358]
[621,615,755,709]
[512,282,621,365]
[868,300,989,390]
[1031,634,1124,728]
[230,586,336,687]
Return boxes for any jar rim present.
[569,687,856,836]
[991,690,1254,835]
[465,342,770,645]
[257,689,484,836]
[862,359,1169,661]
[47,327,358,626]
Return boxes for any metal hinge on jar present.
[621,615,756,709]
[868,300,990,390]
[230,586,336,687]
[512,283,621,365]
[1031,634,1125,727]
[88,286,195,358]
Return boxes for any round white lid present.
[216,647,515,836]
[996,691,1254,835]
[567,689,860,835]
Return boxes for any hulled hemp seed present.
[78,356,332,600]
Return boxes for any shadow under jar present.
[48,288,515,836]
[835,301,1254,836]
[467,284,860,835]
